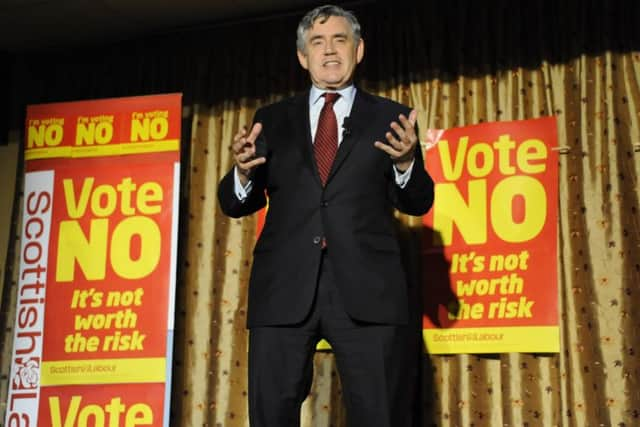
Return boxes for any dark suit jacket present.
[218,88,434,327]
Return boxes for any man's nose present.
[324,41,336,54]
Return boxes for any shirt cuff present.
[393,160,414,189]
[233,167,253,202]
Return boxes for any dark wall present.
[6,0,640,131]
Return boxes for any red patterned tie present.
[314,92,340,186]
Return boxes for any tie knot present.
[323,92,340,105]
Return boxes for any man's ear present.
[356,38,365,64]
[297,50,309,70]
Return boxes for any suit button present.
[313,236,321,244]
[321,201,328,207]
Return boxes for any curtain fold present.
[1,2,639,426]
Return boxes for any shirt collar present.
[309,84,357,106]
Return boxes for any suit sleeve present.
[217,110,268,218]
[388,124,435,216]
[217,169,267,218]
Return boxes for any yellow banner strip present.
[423,326,559,354]
[40,357,166,386]
[25,139,179,160]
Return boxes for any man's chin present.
[315,78,352,90]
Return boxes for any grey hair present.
[296,4,361,53]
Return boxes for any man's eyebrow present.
[308,32,349,42]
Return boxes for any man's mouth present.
[323,60,340,67]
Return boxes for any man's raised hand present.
[373,109,419,172]
[232,122,266,186]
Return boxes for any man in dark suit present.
[218,4,434,426]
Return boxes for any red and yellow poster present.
[422,117,559,354]
[6,94,181,426]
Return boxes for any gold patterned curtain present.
[1,2,639,426]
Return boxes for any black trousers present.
[248,252,413,427]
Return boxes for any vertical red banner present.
[422,117,559,354]
[6,94,181,426]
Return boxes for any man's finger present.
[232,139,253,155]
[385,131,404,150]
[241,157,267,170]
[237,148,256,163]
[233,126,248,143]
[374,141,402,157]
[232,127,250,153]
[389,121,406,142]
[246,122,263,144]
[408,109,418,127]
[397,114,416,142]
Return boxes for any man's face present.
[297,15,364,90]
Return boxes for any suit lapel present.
[326,89,376,185]
[287,92,323,186]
